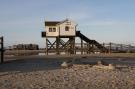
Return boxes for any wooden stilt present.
[81,39,83,54]
[109,42,112,54]
[56,37,60,55]
[46,37,48,55]
[0,37,4,63]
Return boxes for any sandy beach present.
[0,54,135,89]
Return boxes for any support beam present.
[69,37,75,55]
[87,43,90,54]
[120,44,123,52]
[128,44,131,53]
[81,39,83,54]
[65,39,71,55]
[59,38,68,54]
[56,37,60,55]
[46,37,48,55]
[48,40,56,49]
[102,43,106,53]
[91,44,94,53]
[0,37,4,63]
[109,42,112,53]
[86,43,89,54]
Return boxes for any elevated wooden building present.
[42,19,108,55]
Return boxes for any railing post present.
[81,39,83,54]
[109,42,112,54]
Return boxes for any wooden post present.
[103,43,105,47]
[69,37,75,55]
[120,44,123,52]
[72,37,75,55]
[87,43,89,54]
[81,39,83,54]
[102,43,106,53]
[74,37,76,54]
[128,44,131,53]
[109,42,112,53]
[46,37,48,55]
[56,37,60,55]
[0,37,4,63]
[73,37,75,54]
[91,44,94,53]
[88,43,91,54]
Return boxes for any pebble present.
[0,64,135,89]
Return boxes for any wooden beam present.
[46,37,48,55]
[81,39,83,54]
[0,37,4,63]
[56,37,60,55]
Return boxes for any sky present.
[0,0,135,47]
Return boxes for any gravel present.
[0,57,135,89]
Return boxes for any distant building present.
[12,44,39,50]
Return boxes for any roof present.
[45,19,77,26]
[56,19,69,25]
[45,21,60,26]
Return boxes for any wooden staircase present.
[76,31,108,52]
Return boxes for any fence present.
[103,42,135,53]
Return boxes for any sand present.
[0,55,135,89]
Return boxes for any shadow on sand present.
[0,57,67,74]
[1,56,135,76]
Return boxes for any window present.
[49,28,56,32]
[65,26,69,31]
[53,28,56,32]
[49,28,52,32]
